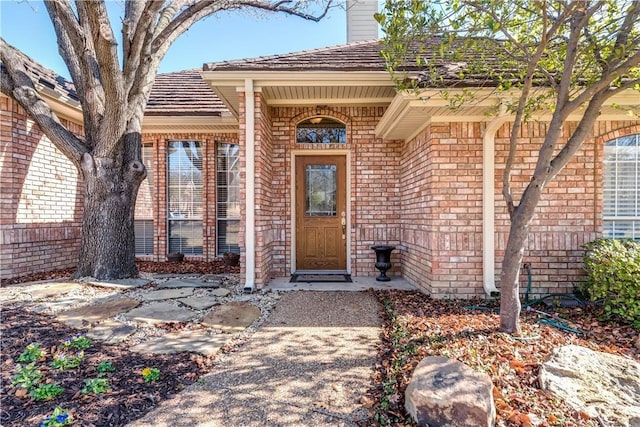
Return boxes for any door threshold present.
[293,270,349,275]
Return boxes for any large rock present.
[405,356,495,427]
[539,345,640,426]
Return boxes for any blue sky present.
[0,0,351,78]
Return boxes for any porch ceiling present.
[141,115,239,134]
[200,71,397,118]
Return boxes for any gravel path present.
[128,291,382,427]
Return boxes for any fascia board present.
[200,71,395,87]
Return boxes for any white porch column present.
[482,113,509,295]
[244,79,256,292]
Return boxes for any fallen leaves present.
[368,290,639,427]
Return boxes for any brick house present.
[2,7,639,298]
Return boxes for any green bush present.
[583,238,640,327]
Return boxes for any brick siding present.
[1,97,83,279]
[3,89,639,298]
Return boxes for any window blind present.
[168,141,203,254]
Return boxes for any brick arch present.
[290,108,353,145]
[595,123,640,145]
[290,108,351,127]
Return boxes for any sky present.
[0,0,354,79]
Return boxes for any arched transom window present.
[296,116,346,144]
[603,134,639,239]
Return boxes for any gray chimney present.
[346,0,379,43]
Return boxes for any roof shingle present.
[145,69,227,116]
[204,40,390,72]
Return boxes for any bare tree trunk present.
[498,215,527,333]
[74,151,146,279]
[499,188,542,333]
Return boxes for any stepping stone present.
[157,279,220,289]
[56,297,140,328]
[178,296,218,310]
[210,288,231,297]
[33,296,89,314]
[140,288,194,301]
[130,330,229,356]
[201,302,261,332]
[124,301,196,324]
[201,274,226,282]
[86,319,136,344]
[25,282,82,299]
[85,278,151,289]
[153,273,201,280]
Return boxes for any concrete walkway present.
[128,291,382,427]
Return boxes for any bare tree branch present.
[0,39,87,167]
[79,1,126,157]
[548,90,609,178]
[607,0,640,67]
[501,1,577,216]
[44,0,104,143]
[123,1,164,97]
[567,48,640,110]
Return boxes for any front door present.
[295,155,347,271]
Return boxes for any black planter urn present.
[371,245,395,282]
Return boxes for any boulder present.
[405,356,496,427]
[539,345,640,426]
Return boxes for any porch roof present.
[201,40,398,117]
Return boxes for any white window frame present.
[603,133,639,240]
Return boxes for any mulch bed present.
[367,290,640,427]
[1,260,238,427]
[0,259,240,286]
[3,264,638,426]
[0,307,215,427]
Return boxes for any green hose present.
[464,263,584,336]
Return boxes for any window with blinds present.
[168,141,203,254]
[216,143,240,255]
[134,144,154,254]
[603,134,639,240]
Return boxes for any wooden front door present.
[295,155,347,271]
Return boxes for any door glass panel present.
[306,164,337,216]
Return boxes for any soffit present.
[377,89,640,141]
[142,115,238,134]
[201,71,397,117]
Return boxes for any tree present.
[0,0,333,280]
[375,0,640,332]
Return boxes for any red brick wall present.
[400,123,485,298]
[0,94,239,279]
[400,119,639,298]
[254,92,275,285]
[261,105,401,280]
[494,120,640,297]
[0,97,83,279]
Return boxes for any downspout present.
[482,109,509,296]
[244,79,256,293]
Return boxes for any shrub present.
[583,238,640,327]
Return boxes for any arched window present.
[603,134,639,239]
[296,116,346,144]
